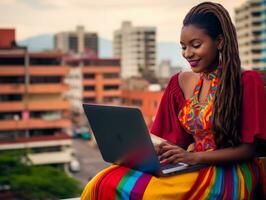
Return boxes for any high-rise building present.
[113,21,156,78]
[65,57,121,112]
[54,25,98,56]
[0,29,74,168]
[235,0,266,70]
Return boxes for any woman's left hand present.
[158,142,199,165]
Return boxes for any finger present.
[158,142,171,155]
[159,141,169,148]
[160,149,178,160]
[161,145,179,151]
[164,154,178,164]
[163,144,184,150]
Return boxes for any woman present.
[82,2,266,199]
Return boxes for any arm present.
[196,143,255,164]
[159,142,255,165]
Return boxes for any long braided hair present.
[183,2,242,148]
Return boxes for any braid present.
[184,2,242,148]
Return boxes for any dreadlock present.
[183,2,242,148]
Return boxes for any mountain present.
[17,34,188,68]
[99,38,112,58]
[17,34,112,58]
[18,34,54,52]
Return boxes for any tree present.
[0,151,82,200]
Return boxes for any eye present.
[192,43,201,48]
[181,45,186,50]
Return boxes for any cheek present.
[182,51,185,58]
[199,45,218,60]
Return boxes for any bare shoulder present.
[178,71,198,89]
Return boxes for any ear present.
[216,34,224,50]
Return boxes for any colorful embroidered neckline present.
[178,67,221,152]
[192,67,220,104]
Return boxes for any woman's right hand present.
[157,141,199,165]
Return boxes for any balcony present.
[0,133,71,148]
[29,83,69,93]
[103,90,121,96]
[0,66,69,76]
[0,100,70,112]
[0,83,69,94]
[0,101,24,112]
[0,119,71,131]
[30,66,69,76]
[82,67,120,74]
[83,91,96,97]
[1,84,25,94]
[83,79,96,85]
[102,79,122,85]
[28,150,73,165]
[0,66,25,76]
[28,100,70,111]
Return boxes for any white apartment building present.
[114,21,156,78]
[55,26,98,56]
[235,0,266,70]
[64,65,83,113]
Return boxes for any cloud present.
[0,0,246,41]
[0,0,17,5]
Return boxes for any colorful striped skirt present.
[81,159,265,200]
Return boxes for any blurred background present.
[0,0,265,199]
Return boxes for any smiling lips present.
[188,59,201,68]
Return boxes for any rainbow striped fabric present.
[81,159,265,200]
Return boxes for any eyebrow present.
[180,38,201,45]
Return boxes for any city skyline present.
[1,0,245,42]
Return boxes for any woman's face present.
[180,24,220,73]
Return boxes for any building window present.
[83,73,95,79]
[30,58,61,65]
[69,36,78,52]
[103,73,119,79]
[84,85,95,91]
[0,76,24,84]
[0,112,21,120]
[252,49,261,54]
[30,111,62,120]
[29,128,60,137]
[30,76,61,84]
[83,97,96,103]
[131,99,143,106]
[0,57,24,65]
[0,130,26,141]
[0,94,22,102]
[83,60,120,66]
[103,96,121,103]
[121,98,128,104]
[104,85,119,90]
[30,146,62,153]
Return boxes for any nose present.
[183,47,194,59]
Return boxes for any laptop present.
[83,103,206,176]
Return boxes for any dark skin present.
[156,25,255,165]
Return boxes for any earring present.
[219,51,222,67]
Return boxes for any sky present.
[0,0,246,42]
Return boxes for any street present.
[71,139,110,187]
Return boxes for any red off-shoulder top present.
[150,71,266,148]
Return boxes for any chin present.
[191,67,202,73]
